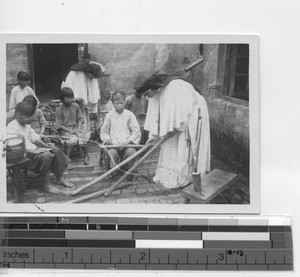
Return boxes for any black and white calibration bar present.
[0,216,293,271]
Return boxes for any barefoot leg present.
[57,176,74,188]
[66,145,72,158]
[82,146,90,165]
[42,174,62,194]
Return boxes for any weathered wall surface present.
[192,44,249,171]
[6,44,29,84]
[6,44,30,108]
[209,98,249,171]
[88,43,198,94]
[193,44,219,99]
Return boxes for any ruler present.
[0,216,293,270]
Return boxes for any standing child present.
[99,88,114,115]
[99,88,113,124]
[9,71,39,114]
[75,97,91,141]
[124,90,148,118]
[125,90,149,144]
[6,101,73,194]
[56,87,90,165]
[92,88,113,142]
[100,91,141,179]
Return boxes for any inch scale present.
[0,216,293,271]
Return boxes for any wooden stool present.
[6,157,30,203]
[181,169,239,204]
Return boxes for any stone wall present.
[6,44,30,108]
[88,43,199,94]
[6,44,30,85]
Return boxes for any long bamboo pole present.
[71,143,152,196]
[67,182,132,204]
[68,134,170,203]
[104,133,172,196]
[101,144,144,150]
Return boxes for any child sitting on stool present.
[56,87,90,165]
[6,101,73,194]
[100,91,141,179]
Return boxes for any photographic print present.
[0,34,259,213]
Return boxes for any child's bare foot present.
[57,176,74,188]
[84,155,90,165]
[42,183,63,194]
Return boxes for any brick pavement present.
[7,141,250,205]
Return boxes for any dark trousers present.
[24,148,70,178]
[107,148,136,172]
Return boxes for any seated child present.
[6,101,73,194]
[100,91,141,178]
[56,87,90,165]
[23,95,47,135]
[9,71,39,116]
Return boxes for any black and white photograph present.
[0,34,259,213]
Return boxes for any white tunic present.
[144,79,211,189]
[9,85,39,111]
[6,119,40,151]
[100,109,141,146]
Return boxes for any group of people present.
[6,55,211,200]
[7,72,73,194]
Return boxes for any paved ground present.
[7,139,250,205]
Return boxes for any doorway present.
[32,44,78,103]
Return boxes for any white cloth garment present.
[9,85,39,111]
[100,109,141,146]
[6,119,40,151]
[144,79,211,189]
[61,71,100,113]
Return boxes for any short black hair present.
[23,95,38,108]
[17,71,30,81]
[102,88,111,100]
[83,53,91,59]
[60,87,74,101]
[112,91,125,103]
[15,101,36,116]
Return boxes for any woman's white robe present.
[144,79,211,189]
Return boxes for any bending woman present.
[135,74,211,189]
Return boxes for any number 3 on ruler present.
[219,253,224,260]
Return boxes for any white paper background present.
[0,0,300,276]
